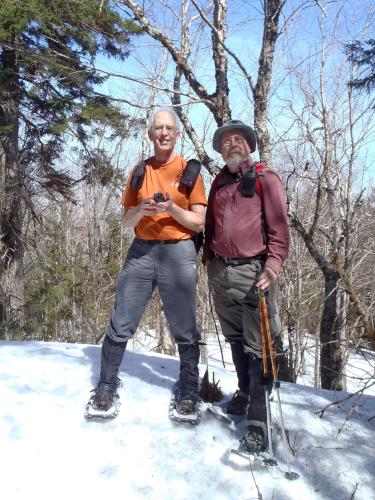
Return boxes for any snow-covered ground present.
[0,338,374,500]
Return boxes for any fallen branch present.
[315,380,375,418]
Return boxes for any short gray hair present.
[147,107,180,132]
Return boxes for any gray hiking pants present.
[207,256,280,357]
[100,238,201,399]
[207,256,280,425]
[107,237,200,345]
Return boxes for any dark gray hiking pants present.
[100,238,201,396]
[207,256,280,357]
[207,256,280,424]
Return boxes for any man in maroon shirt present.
[203,120,289,455]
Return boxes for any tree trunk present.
[314,322,320,388]
[290,217,345,390]
[210,0,231,125]
[320,269,344,390]
[0,45,24,325]
[254,0,282,165]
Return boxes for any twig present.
[315,380,375,418]
[302,446,343,450]
[95,331,105,344]
[336,403,357,438]
[314,0,327,16]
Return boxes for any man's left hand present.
[256,267,277,290]
[154,192,174,213]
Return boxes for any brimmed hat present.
[212,119,256,153]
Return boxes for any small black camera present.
[153,192,166,202]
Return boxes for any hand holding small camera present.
[153,192,166,202]
[139,197,158,215]
[153,192,173,212]
[139,192,173,216]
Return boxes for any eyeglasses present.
[152,125,178,135]
[221,136,247,148]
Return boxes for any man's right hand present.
[138,198,158,216]
[256,267,277,290]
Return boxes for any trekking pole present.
[259,300,277,467]
[209,290,226,369]
[259,289,299,481]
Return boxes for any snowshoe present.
[207,403,246,426]
[207,390,248,425]
[207,403,246,425]
[231,426,277,466]
[207,403,234,424]
[169,382,201,425]
[230,447,276,466]
[85,382,120,421]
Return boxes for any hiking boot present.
[169,386,201,425]
[225,390,249,415]
[177,384,199,413]
[92,381,119,411]
[239,424,267,455]
[177,399,197,414]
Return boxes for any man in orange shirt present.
[85,107,207,423]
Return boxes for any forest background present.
[1,0,374,394]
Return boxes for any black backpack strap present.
[180,159,203,253]
[180,159,201,192]
[241,164,257,197]
[131,158,201,193]
[217,176,239,188]
[216,163,264,198]
[130,160,147,190]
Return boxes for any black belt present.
[140,239,188,245]
[216,254,265,266]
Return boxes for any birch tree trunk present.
[254,0,283,165]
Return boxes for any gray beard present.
[226,152,248,169]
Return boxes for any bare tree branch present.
[116,0,214,104]
[190,0,255,93]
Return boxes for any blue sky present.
[86,0,375,186]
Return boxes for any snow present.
[1,338,374,500]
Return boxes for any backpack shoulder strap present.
[255,162,266,198]
[130,158,202,193]
[180,158,202,193]
[254,162,269,244]
[130,159,147,190]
